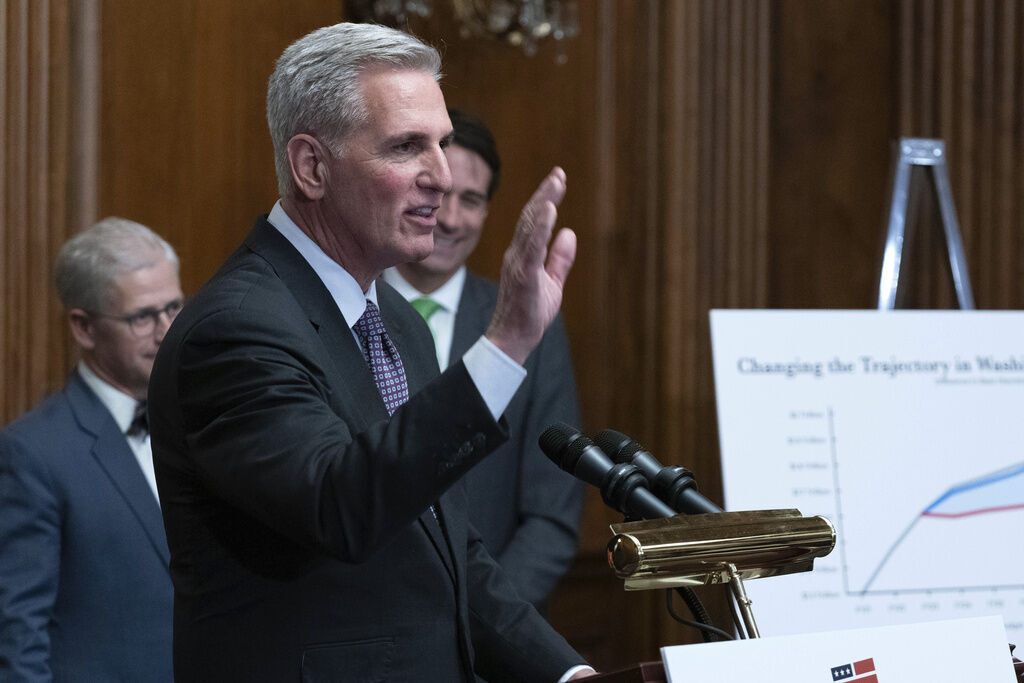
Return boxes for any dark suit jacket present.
[148,217,583,682]
[0,371,173,682]
[451,273,583,608]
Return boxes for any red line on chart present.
[921,503,1024,519]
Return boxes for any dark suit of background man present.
[0,218,181,681]
[148,22,595,682]
[383,108,583,611]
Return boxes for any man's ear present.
[68,309,97,351]
[287,134,330,200]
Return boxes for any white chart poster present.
[711,310,1024,640]
[662,615,1016,683]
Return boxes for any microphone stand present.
[724,563,760,638]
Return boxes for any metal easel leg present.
[876,138,975,311]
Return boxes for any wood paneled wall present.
[409,2,771,666]
[769,1,893,310]
[895,0,1024,308]
[98,0,343,295]
[1,0,90,422]
[5,0,1024,674]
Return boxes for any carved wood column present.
[556,0,772,664]
[1,0,98,425]
[586,0,770,531]
[895,0,1024,309]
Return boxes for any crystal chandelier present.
[350,0,580,61]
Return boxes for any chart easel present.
[876,138,974,310]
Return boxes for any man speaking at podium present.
[148,22,594,682]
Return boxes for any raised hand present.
[486,167,576,365]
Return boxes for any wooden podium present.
[588,661,665,682]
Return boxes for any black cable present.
[665,589,735,642]
[678,587,722,643]
[676,586,714,637]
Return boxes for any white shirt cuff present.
[558,664,597,682]
[462,336,526,420]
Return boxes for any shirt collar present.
[267,200,377,327]
[380,266,466,314]
[76,361,138,433]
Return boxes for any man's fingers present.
[545,227,577,289]
[551,166,567,197]
[513,168,567,250]
[510,199,558,275]
[532,166,567,208]
[487,167,571,365]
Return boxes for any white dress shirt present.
[77,361,160,503]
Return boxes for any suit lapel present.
[65,374,170,568]
[244,218,385,426]
[246,219,457,582]
[379,285,457,584]
[431,276,493,589]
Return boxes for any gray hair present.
[266,22,442,197]
[55,217,179,313]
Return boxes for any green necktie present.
[411,296,442,322]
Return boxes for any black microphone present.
[594,429,723,515]
[539,423,677,520]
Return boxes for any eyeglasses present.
[89,299,184,337]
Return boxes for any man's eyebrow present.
[460,189,487,202]
[126,298,183,316]
[379,131,422,146]
[383,131,442,145]
[383,129,454,144]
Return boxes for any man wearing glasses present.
[0,217,181,681]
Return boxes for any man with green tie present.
[382,109,584,611]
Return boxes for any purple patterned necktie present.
[355,300,445,526]
[353,300,409,415]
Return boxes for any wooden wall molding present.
[768,0,893,309]
[896,0,1024,308]
[582,0,771,535]
[69,0,99,231]
[1,0,95,425]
